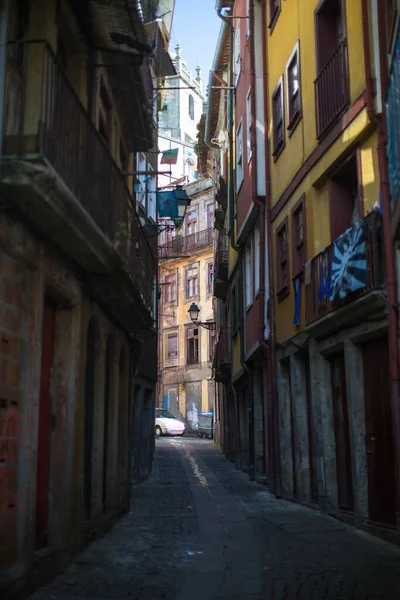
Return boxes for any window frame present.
[207,262,214,296]
[268,0,281,33]
[186,326,200,365]
[286,41,302,135]
[166,332,179,361]
[185,263,199,300]
[234,21,241,87]
[272,76,285,160]
[276,217,290,300]
[385,0,398,54]
[245,237,253,309]
[208,328,216,362]
[164,272,177,305]
[189,94,195,120]
[246,88,252,163]
[246,0,251,38]
[291,195,307,279]
[236,118,244,189]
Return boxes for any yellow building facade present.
[158,179,215,429]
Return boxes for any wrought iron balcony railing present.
[314,39,350,140]
[3,41,155,308]
[158,228,213,258]
[305,212,384,326]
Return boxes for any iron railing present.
[4,41,155,308]
[158,228,213,258]
[314,39,349,140]
[305,212,384,326]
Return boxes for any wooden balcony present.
[314,40,350,140]
[158,228,213,259]
[1,41,156,331]
[305,213,385,336]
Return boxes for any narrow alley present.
[31,438,400,600]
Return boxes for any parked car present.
[155,408,186,437]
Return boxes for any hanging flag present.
[160,148,179,165]
[156,190,178,218]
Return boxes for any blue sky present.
[170,0,221,95]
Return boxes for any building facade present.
[0,0,174,595]
[158,43,204,187]
[158,179,215,430]
[205,0,400,544]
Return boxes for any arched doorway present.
[84,318,98,521]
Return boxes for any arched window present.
[189,94,194,120]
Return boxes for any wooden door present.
[330,352,353,511]
[168,388,178,416]
[363,338,396,525]
[36,297,56,549]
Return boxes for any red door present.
[36,297,56,549]
[363,338,396,525]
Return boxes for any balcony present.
[1,41,155,331]
[158,228,213,259]
[314,40,349,140]
[214,233,228,300]
[305,212,385,337]
[213,329,231,384]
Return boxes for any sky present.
[170,0,221,96]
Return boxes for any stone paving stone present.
[30,437,400,600]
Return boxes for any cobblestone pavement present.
[31,437,400,600]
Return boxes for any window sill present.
[277,286,290,302]
[185,295,200,304]
[186,362,200,369]
[273,140,285,162]
[287,111,302,138]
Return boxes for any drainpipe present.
[0,0,8,164]
[362,0,400,518]
[260,0,280,495]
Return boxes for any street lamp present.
[188,302,216,331]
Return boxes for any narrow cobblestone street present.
[31,438,400,600]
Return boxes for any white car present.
[155,408,186,437]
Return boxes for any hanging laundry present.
[329,220,368,301]
[293,277,301,326]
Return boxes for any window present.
[208,329,216,362]
[164,272,177,304]
[286,42,301,133]
[207,263,214,295]
[246,89,252,163]
[207,203,214,230]
[329,153,362,241]
[186,209,198,235]
[234,22,241,86]
[189,94,195,120]
[272,77,285,159]
[186,264,199,299]
[276,218,289,299]
[268,0,281,32]
[246,0,251,38]
[254,225,260,294]
[167,333,178,360]
[187,327,199,365]
[292,196,307,277]
[245,238,253,308]
[236,120,243,189]
[314,0,348,139]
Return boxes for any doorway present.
[36,297,56,549]
[330,352,353,511]
[363,337,396,525]
[84,318,97,522]
[102,338,112,515]
[167,387,178,416]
